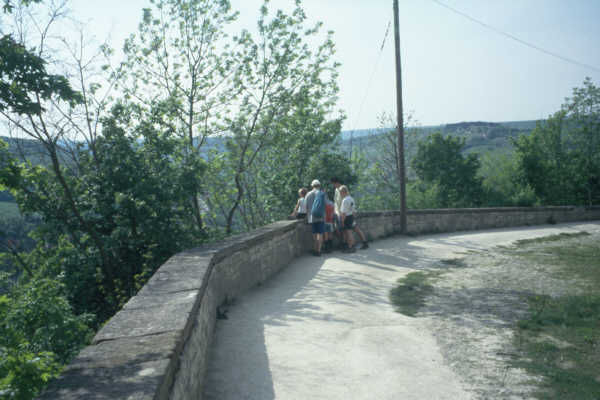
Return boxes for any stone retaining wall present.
[39,206,600,399]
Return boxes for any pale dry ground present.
[421,225,600,400]
[203,222,600,400]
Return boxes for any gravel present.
[418,232,599,399]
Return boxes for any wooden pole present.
[393,0,407,233]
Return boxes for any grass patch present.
[514,232,600,288]
[514,231,589,246]
[511,236,600,399]
[389,271,439,317]
[0,201,20,218]
[513,295,600,399]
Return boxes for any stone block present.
[39,332,179,400]
[94,289,199,343]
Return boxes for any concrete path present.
[203,222,600,400]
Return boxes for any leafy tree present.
[205,1,342,233]
[1,0,40,13]
[514,78,600,205]
[412,132,484,208]
[513,78,599,206]
[352,112,419,210]
[563,77,600,206]
[479,150,536,206]
[0,278,92,399]
[0,35,81,115]
[513,114,577,205]
[4,104,206,320]
[117,0,240,234]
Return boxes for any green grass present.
[514,232,600,288]
[511,235,600,399]
[0,201,20,218]
[389,271,439,317]
[514,231,589,246]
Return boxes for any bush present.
[0,278,92,399]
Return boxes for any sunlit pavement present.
[203,222,600,400]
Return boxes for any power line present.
[431,0,600,73]
[350,19,392,136]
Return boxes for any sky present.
[59,0,600,130]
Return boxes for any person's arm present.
[290,198,300,217]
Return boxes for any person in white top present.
[330,177,345,246]
[290,187,308,219]
[336,184,369,252]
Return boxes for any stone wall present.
[39,206,600,399]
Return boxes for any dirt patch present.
[417,232,599,399]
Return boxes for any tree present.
[2,0,41,13]
[352,112,419,211]
[0,278,92,399]
[207,1,342,233]
[412,132,484,208]
[513,78,600,206]
[478,150,536,207]
[563,77,600,206]
[117,0,240,234]
[4,104,206,320]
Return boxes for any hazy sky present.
[66,0,600,130]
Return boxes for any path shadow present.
[203,255,329,400]
[203,222,600,399]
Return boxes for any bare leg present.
[353,225,367,243]
[316,233,322,253]
[344,229,355,249]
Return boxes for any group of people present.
[291,177,369,256]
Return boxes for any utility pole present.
[393,0,407,234]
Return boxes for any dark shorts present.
[296,213,306,220]
[342,215,355,230]
[312,221,325,234]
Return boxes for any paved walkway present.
[203,222,599,400]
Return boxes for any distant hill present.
[2,118,540,177]
[340,120,539,159]
[1,136,50,165]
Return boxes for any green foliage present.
[305,151,356,198]
[0,278,92,399]
[412,132,485,208]
[349,113,420,211]
[0,0,343,396]
[2,0,41,14]
[6,104,207,320]
[194,1,342,233]
[353,153,401,211]
[406,181,442,209]
[0,140,22,192]
[513,78,600,206]
[479,150,537,206]
[0,349,60,400]
[0,35,82,116]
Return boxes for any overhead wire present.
[431,0,600,73]
[350,19,392,135]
